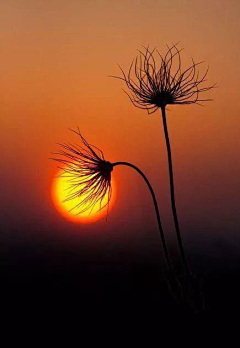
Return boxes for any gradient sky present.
[1,0,240,268]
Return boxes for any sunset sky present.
[2,1,240,341]
[2,0,240,275]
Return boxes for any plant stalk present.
[160,107,190,275]
[112,161,172,272]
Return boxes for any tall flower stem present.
[112,161,172,272]
[160,107,190,275]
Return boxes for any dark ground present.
[2,239,240,344]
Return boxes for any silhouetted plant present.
[52,129,173,273]
[111,43,215,275]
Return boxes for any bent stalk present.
[112,161,172,272]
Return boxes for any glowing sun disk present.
[51,169,115,223]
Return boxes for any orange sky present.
[1,0,240,249]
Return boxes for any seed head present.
[52,129,113,214]
[111,43,216,114]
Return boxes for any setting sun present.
[51,169,115,223]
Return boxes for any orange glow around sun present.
[51,168,116,224]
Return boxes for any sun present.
[51,168,116,223]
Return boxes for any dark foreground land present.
[2,239,240,344]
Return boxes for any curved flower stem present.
[160,107,190,275]
[112,161,172,272]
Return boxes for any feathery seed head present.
[111,43,215,114]
[52,129,113,215]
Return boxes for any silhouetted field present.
[2,239,240,343]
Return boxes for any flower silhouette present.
[53,129,113,214]
[112,43,216,275]
[112,43,215,114]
